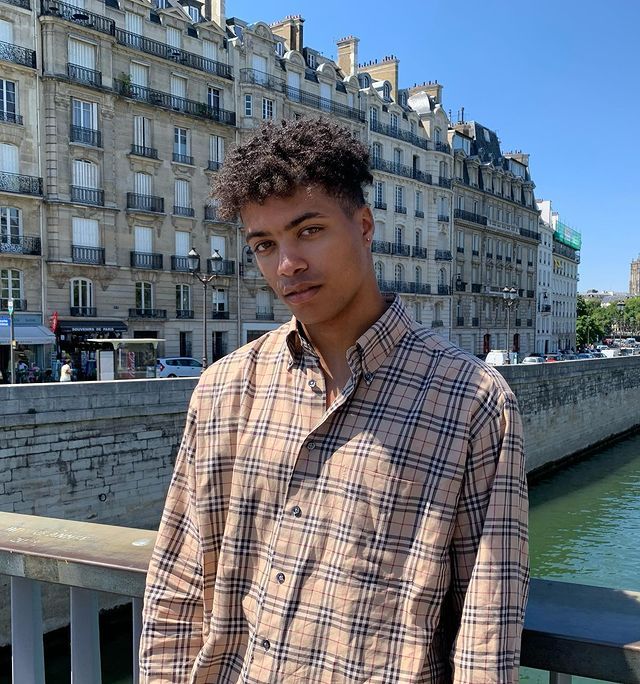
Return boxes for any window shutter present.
[0,143,18,173]
[210,235,225,259]
[134,172,151,195]
[125,12,143,35]
[69,39,95,69]
[72,218,99,247]
[175,230,190,256]
[130,63,148,87]
[134,226,153,252]
[0,19,13,44]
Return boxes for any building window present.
[202,39,217,61]
[209,135,224,166]
[307,52,317,69]
[390,113,398,131]
[135,281,153,309]
[395,225,403,246]
[374,181,385,206]
[173,127,190,159]
[394,263,404,285]
[134,225,153,253]
[70,278,93,310]
[382,83,391,100]
[262,97,274,120]
[457,230,464,251]
[166,26,181,48]
[0,79,17,123]
[170,75,187,99]
[176,283,191,311]
[134,171,152,196]
[212,287,227,312]
[0,142,18,173]
[415,190,423,213]
[71,98,97,135]
[394,185,404,211]
[371,142,382,163]
[130,62,149,87]
[133,115,152,149]
[1,268,22,303]
[393,148,402,166]
[457,195,464,211]
[72,159,98,189]
[415,266,422,285]
[0,207,21,243]
[472,233,480,253]
[68,38,96,71]
[72,217,99,248]
[374,261,384,281]
[244,94,253,116]
[415,229,422,250]
[207,86,220,109]
[174,179,192,212]
[369,106,378,128]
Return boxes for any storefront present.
[0,313,56,382]
[56,319,128,381]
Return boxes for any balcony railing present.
[391,243,410,257]
[377,280,432,295]
[173,205,195,217]
[0,40,36,68]
[211,310,230,319]
[0,109,22,125]
[130,144,158,159]
[515,318,522,327]
[434,250,452,261]
[239,68,365,122]
[128,308,167,318]
[456,246,464,254]
[114,80,236,126]
[456,317,465,326]
[438,176,452,188]
[172,152,193,165]
[454,208,487,226]
[370,156,433,185]
[0,513,638,684]
[115,28,233,80]
[42,0,116,37]
[207,258,235,276]
[455,280,467,292]
[394,205,407,214]
[171,255,190,272]
[541,304,552,313]
[204,205,227,222]
[256,308,275,320]
[521,227,541,241]
[369,120,429,150]
[1,0,30,8]
[414,210,424,218]
[72,245,105,264]
[434,141,451,153]
[373,201,387,210]
[527,318,533,326]
[130,251,163,270]
[552,242,580,263]
[472,317,479,326]
[371,240,391,255]
[431,319,444,327]
[0,171,42,196]
[0,234,41,255]
[437,285,451,295]
[67,63,102,88]
[207,160,222,171]
[176,309,194,319]
[126,192,164,213]
[71,186,104,206]
[1,297,26,310]
[437,214,449,223]
[527,289,535,298]
[412,246,428,259]
[70,125,101,147]
[472,249,480,257]
[471,283,482,293]
[70,306,97,316]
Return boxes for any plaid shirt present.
[140,297,529,683]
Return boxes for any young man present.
[140,118,529,683]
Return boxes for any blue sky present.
[227,0,639,293]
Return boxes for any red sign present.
[50,311,58,333]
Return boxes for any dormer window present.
[186,5,199,22]
[382,83,391,101]
[358,73,371,89]
[275,41,285,57]
[307,52,317,69]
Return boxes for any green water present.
[521,432,640,683]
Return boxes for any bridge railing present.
[0,511,638,683]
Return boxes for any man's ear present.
[360,205,374,242]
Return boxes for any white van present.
[485,349,511,366]
[601,348,620,358]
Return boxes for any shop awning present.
[57,320,128,334]
[0,325,56,346]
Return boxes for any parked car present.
[522,356,545,364]
[485,349,511,366]
[576,352,594,360]
[590,351,605,358]
[544,354,562,362]
[156,357,203,378]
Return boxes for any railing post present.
[132,597,143,684]
[70,587,101,683]
[549,673,572,684]
[11,577,45,684]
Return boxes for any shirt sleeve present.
[139,398,205,683]
[449,380,529,683]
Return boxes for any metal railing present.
[454,208,488,226]
[1,0,30,8]
[415,210,424,218]
[437,214,449,223]
[471,283,482,293]
[130,145,158,159]
[128,308,166,318]
[67,63,102,88]
[204,205,227,222]
[0,109,22,125]
[126,193,164,213]
[412,246,428,259]
[472,317,479,326]
[369,120,429,150]
[431,319,444,327]
[438,176,452,188]
[456,317,465,326]
[434,250,452,261]
[0,234,41,255]
[371,240,391,255]
[171,255,190,272]
[71,186,104,205]
[256,308,274,320]
[70,306,97,317]
[373,201,387,210]
[437,285,451,295]
[390,242,410,257]
[114,80,236,126]
[1,297,26,310]
[0,171,42,196]
[173,205,195,217]
[552,241,580,263]
[211,310,230,319]
[0,40,36,68]
[207,258,235,276]
[207,160,222,171]
[434,141,451,153]
[370,156,433,185]
[176,309,194,319]
[130,251,163,270]
[172,152,193,165]
[70,125,101,147]
[377,280,432,295]
[42,0,116,37]
[521,227,541,241]
[72,245,104,264]
[394,205,407,214]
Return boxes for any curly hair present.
[211,118,373,221]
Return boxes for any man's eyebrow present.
[244,211,325,243]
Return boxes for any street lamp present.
[188,247,223,371]
[616,301,625,337]
[502,287,519,363]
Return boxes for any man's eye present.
[301,226,321,236]
[253,241,272,253]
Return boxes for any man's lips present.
[282,284,321,304]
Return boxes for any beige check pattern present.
[140,297,529,683]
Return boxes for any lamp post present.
[616,301,625,338]
[188,247,223,371]
[502,287,519,363]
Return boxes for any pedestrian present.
[140,118,529,683]
[59,356,72,382]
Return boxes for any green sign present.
[7,299,14,315]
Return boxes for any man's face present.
[242,186,378,334]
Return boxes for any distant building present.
[630,257,640,296]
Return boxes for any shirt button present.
[292,505,302,517]
[306,441,316,450]
[308,379,316,388]
[276,572,285,584]
[364,372,373,382]
[262,639,271,651]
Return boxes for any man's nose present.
[277,248,307,277]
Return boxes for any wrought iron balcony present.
[72,245,104,264]
[0,234,40,255]
[0,40,36,69]
[71,186,104,206]
[437,214,450,223]
[438,176,452,188]
[541,304,552,313]
[369,120,429,150]
[527,289,535,298]
[415,210,424,218]
[172,152,193,165]
[456,246,464,254]
[371,239,391,254]
[472,317,479,327]
[486,252,493,259]
[515,318,522,327]
[438,285,451,295]
[394,205,407,215]
[455,280,467,292]
[454,208,487,226]
[472,249,480,257]
[373,201,387,210]
[114,80,236,126]
[207,258,235,276]
[552,241,580,262]
[434,141,451,153]
[496,254,503,261]
[239,68,365,123]
[471,283,482,293]
[128,307,167,318]
[211,310,230,319]
[130,144,158,159]
[527,318,533,326]
[516,257,522,264]
[520,227,541,241]
[456,317,465,326]
[412,246,428,259]
[67,63,102,88]
[42,0,116,37]
[370,156,433,185]
[173,205,195,217]
[70,306,97,317]
[176,309,194,319]
[434,250,452,261]
[127,192,164,213]
[171,255,190,271]
[505,256,512,263]
[115,28,233,80]
[70,125,101,147]
[431,319,444,327]
[130,251,163,270]
[1,0,30,8]
[391,243,410,257]
[256,308,275,320]
[518,288,525,297]
[0,171,42,196]
[207,160,222,171]
[377,280,431,295]
[1,297,26,310]
[0,110,22,125]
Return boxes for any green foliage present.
[575,296,640,346]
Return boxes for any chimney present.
[362,55,399,102]
[336,35,359,76]
[407,81,443,105]
[203,0,224,27]
[270,15,305,52]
